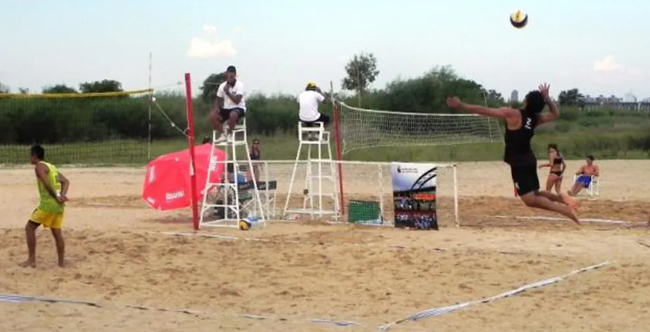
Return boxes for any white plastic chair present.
[573,175,600,198]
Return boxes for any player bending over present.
[22,145,70,268]
[446,84,580,224]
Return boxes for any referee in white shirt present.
[211,65,246,143]
[297,82,329,139]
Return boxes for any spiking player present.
[446,83,580,224]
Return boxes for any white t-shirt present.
[217,80,246,111]
[297,90,325,122]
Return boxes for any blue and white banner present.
[391,163,438,230]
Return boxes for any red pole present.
[333,102,345,215]
[184,73,200,231]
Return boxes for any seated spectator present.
[568,155,600,196]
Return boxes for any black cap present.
[226,65,236,73]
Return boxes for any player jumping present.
[21,145,70,268]
[446,83,580,224]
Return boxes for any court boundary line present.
[160,231,448,251]
[0,293,360,327]
[378,261,610,331]
[492,215,638,225]
[1,262,611,330]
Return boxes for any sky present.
[1,0,649,100]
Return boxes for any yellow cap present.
[307,81,317,87]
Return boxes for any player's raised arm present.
[538,83,560,124]
[446,97,517,119]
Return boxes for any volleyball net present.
[0,90,154,165]
[335,101,503,155]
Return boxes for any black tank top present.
[503,109,538,166]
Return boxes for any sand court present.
[1,160,650,331]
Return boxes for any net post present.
[453,164,459,227]
[184,73,200,231]
[147,52,152,160]
[331,81,346,216]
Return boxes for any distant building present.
[624,93,638,103]
[509,90,519,103]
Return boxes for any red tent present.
[142,144,226,210]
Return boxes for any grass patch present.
[2,127,649,166]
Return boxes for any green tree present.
[368,66,487,113]
[18,87,29,94]
[0,82,10,93]
[200,72,227,104]
[342,53,380,106]
[43,84,78,94]
[483,89,505,107]
[79,79,123,93]
[558,88,584,106]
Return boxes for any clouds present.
[592,56,647,81]
[186,25,237,59]
[593,56,623,72]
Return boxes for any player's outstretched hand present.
[446,97,461,109]
[538,83,550,98]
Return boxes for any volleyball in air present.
[510,10,528,29]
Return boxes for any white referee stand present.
[199,119,266,229]
[283,122,340,220]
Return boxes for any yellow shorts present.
[30,209,64,229]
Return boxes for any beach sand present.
[1,159,649,331]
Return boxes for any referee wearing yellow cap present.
[298,81,329,139]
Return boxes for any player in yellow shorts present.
[21,145,70,268]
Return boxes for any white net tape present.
[337,102,502,155]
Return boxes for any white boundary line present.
[492,215,637,225]
[378,261,611,331]
[0,292,360,327]
[161,232,448,251]
[0,257,611,329]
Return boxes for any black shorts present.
[300,113,330,127]
[219,107,245,121]
[510,164,540,196]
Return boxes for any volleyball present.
[238,219,251,231]
[510,10,528,29]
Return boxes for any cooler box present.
[347,200,381,223]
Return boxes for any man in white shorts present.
[298,82,329,139]
[211,65,246,143]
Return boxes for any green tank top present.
[37,161,63,213]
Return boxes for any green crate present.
[347,200,381,223]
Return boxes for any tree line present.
[1,54,648,148]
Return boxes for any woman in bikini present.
[538,143,566,194]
